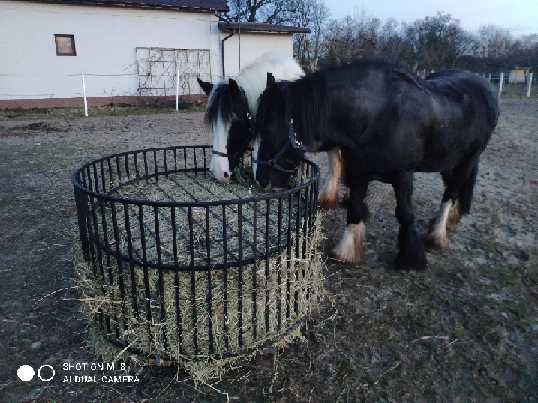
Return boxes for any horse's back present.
[425,70,499,132]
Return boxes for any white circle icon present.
[17,365,35,382]
[37,365,55,382]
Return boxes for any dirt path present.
[0,100,536,401]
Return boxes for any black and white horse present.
[197,53,304,183]
[255,59,499,270]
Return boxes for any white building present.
[0,0,308,108]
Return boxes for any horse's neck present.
[234,57,304,115]
[235,77,266,115]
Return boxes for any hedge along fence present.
[72,145,324,377]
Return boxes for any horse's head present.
[198,77,254,184]
[255,73,304,190]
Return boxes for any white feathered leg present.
[332,223,366,265]
[425,201,453,249]
[319,148,343,209]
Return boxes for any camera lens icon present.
[37,365,55,382]
[17,365,35,382]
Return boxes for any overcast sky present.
[323,0,538,35]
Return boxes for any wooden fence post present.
[498,72,504,98]
[527,73,534,98]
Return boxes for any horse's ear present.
[266,73,276,88]
[228,78,240,96]
[197,78,213,95]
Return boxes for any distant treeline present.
[226,0,538,73]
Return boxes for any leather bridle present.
[211,112,255,159]
[254,119,305,174]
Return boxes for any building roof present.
[29,0,228,13]
[218,22,311,34]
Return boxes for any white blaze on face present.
[251,136,261,179]
[210,114,232,183]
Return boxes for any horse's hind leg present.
[425,173,455,249]
[332,180,368,264]
[392,172,427,271]
[425,157,480,249]
[454,160,479,220]
[320,148,343,209]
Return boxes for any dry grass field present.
[0,99,536,401]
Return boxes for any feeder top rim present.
[72,144,320,208]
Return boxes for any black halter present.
[254,119,305,174]
[211,150,229,158]
[211,112,255,158]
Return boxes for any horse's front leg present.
[332,180,368,264]
[319,148,343,209]
[392,172,427,271]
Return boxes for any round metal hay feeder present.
[72,145,322,363]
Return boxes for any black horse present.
[255,59,499,270]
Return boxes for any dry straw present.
[74,166,325,382]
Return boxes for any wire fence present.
[0,68,210,116]
[478,72,535,98]
[0,68,535,117]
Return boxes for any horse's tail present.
[458,77,498,216]
[478,77,500,132]
[485,92,500,131]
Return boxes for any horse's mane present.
[283,58,414,144]
[206,53,304,126]
[288,73,330,145]
[234,53,304,114]
[205,83,236,126]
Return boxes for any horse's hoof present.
[395,254,428,271]
[423,233,449,250]
[329,248,361,265]
[330,223,365,265]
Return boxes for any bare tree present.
[227,0,330,71]
[287,0,329,71]
[321,13,384,66]
[227,0,292,23]
[404,12,471,71]
[478,25,513,58]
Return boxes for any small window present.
[55,34,76,56]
